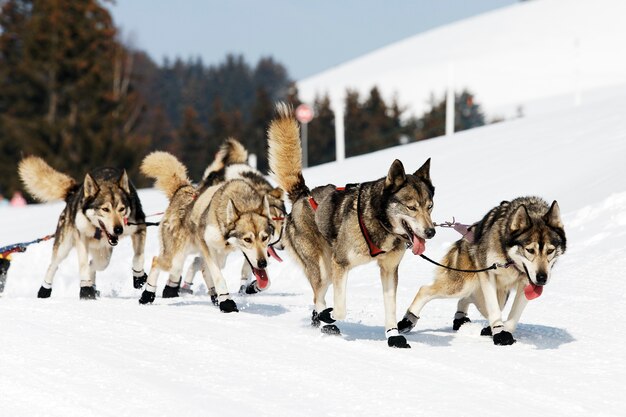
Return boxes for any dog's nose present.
[424,228,436,239]
[536,272,547,285]
[113,225,124,236]
[257,259,267,269]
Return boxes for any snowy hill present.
[1,91,626,415]
[297,0,626,119]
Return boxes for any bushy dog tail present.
[141,151,191,200]
[267,102,309,203]
[202,137,249,180]
[18,156,76,202]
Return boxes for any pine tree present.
[0,0,148,194]
[179,106,208,180]
[307,94,335,166]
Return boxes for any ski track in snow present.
[2,93,626,416]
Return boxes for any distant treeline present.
[0,0,486,196]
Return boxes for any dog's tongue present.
[267,246,283,262]
[253,268,270,289]
[412,235,426,255]
[524,283,543,300]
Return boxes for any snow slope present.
[297,0,626,119]
[1,93,625,416]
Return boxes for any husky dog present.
[139,151,273,312]
[180,138,285,299]
[397,196,566,345]
[18,157,147,299]
[267,103,436,348]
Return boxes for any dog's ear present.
[510,205,531,233]
[413,158,431,182]
[544,200,563,229]
[83,173,99,199]
[268,187,284,201]
[261,195,271,219]
[385,159,406,191]
[118,170,131,194]
[226,199,239,224]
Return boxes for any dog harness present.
[307,185,386,257]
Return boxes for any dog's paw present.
[219,299,239,313]
[317,307,336,324]
[245,280,264,295]
[79,286,97,300]
[311,310,321,327]
[453,316,471,331]
[480,326,492,336]
[321,324,341,335]
[133,273,147,289]
[493,330,516,346]
[387,335,411,349]
[398,312,419,334]
[37,286,52,299]
[179,286,193,296]
[138,290,155,305]
[162,284,180,299]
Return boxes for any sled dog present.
[267,103,436,348]
[398,196,566,345]
[139,151,273,312]
[180,138,285,298]
[18,157,147,299]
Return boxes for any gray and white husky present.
[398,196,567,345]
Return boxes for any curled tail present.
[140,151,191,200]
[202,137,249,180]
[18,156,76,202]
[267,102,308,203]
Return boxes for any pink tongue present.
[267,246,283,262]
[253,268,270,289]
[524,283,543,300]
[412,235,426,255]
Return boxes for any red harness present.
[308,185,385,257]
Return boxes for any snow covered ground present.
[1,91,626,416]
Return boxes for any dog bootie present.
[162,281,180,298]
[79,286,97,300]
[219,299,239,313]
[397,312,419,334]
[138,290,155,305]
[37,286,52,299]
[133,272,147,289]
[491,326,516,346]
[452,312,471,331]
[386,329,411,348]
[321,324,341,335]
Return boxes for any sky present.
[107,0,517,80]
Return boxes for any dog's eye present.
[526,248,535,255]
[406,205,417,211]
[118,206,126,213]
[244,237,252,244]
[427,203,433,210]
[261,235,269,242]
[101,207,110,213]
[546,248,555,255]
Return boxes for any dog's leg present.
[131,227,147,289]
[38,234,73,298]
[181,257,203,295]
[379,253,410,348]
[503,280,529,333]
[452,297,472,330]
[239,261,254,294]
[197,241,237,313]
[139,256,164,304]
[197,261,218,305]
[86,245,112,299]
[162,255,185,299]
[76,238,97,300]
[479,272,515,345]
[309,258,337,334]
